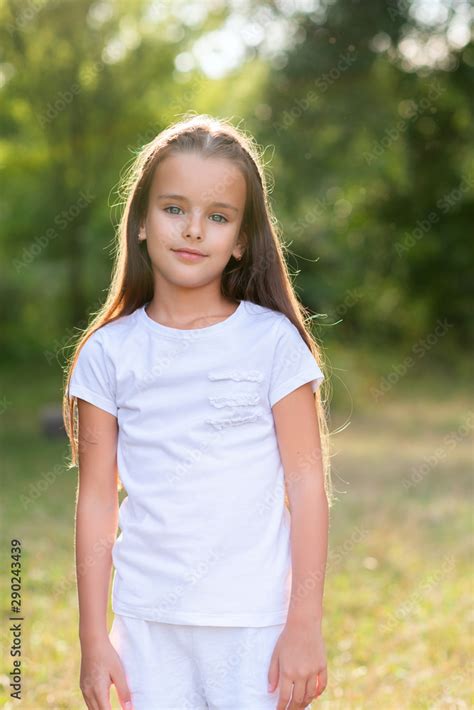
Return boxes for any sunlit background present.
[1,0,473,708]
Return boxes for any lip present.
[172,248,208,261]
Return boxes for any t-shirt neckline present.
[138,299,246,338]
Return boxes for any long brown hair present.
[63,112,333,507]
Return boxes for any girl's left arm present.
[273,381,329,626]
[269,381,329,706]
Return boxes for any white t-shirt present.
[69,299,324,627]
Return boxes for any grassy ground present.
[0,347,472,709]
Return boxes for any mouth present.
[171,248,208,261]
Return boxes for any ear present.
[233,231,247,261]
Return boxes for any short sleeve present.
[68,330,117,416]
[268,316,324,408]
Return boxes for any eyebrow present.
[156,193,239,213]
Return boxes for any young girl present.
[64,113,332,710]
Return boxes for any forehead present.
[150,152,246,207]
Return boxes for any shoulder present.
[74,309,140,373]
[71,308,139,377]
[241,300,287,334]
[242,300,301,342]
[88,308,140,349]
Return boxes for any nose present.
[184,208,203,240]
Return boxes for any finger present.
[267,645,280,693]
[288,679,306,709]
[82,687,99,710]
[81,664,103,709]
[94,684,112,710]
[111,664,134,710]
[85,691,100,710]
[276,677,294,710]
[315,666,328,697]
[81,693,96,710]
[301,674,318,706]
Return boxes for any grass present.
[0,347,472,709]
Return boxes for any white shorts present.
[109,613,311,709]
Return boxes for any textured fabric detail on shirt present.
[205,368,264,430]
[207,368,264,383]
[208,393,261,408]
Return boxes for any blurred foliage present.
[0,0,472,363]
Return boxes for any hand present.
[80,635,134,710]
[267,619,327,709]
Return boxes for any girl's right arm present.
[75,398,133,710]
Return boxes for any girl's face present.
[141,151,247,291]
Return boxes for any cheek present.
[207,224,240,252]
[149,211,184,241]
